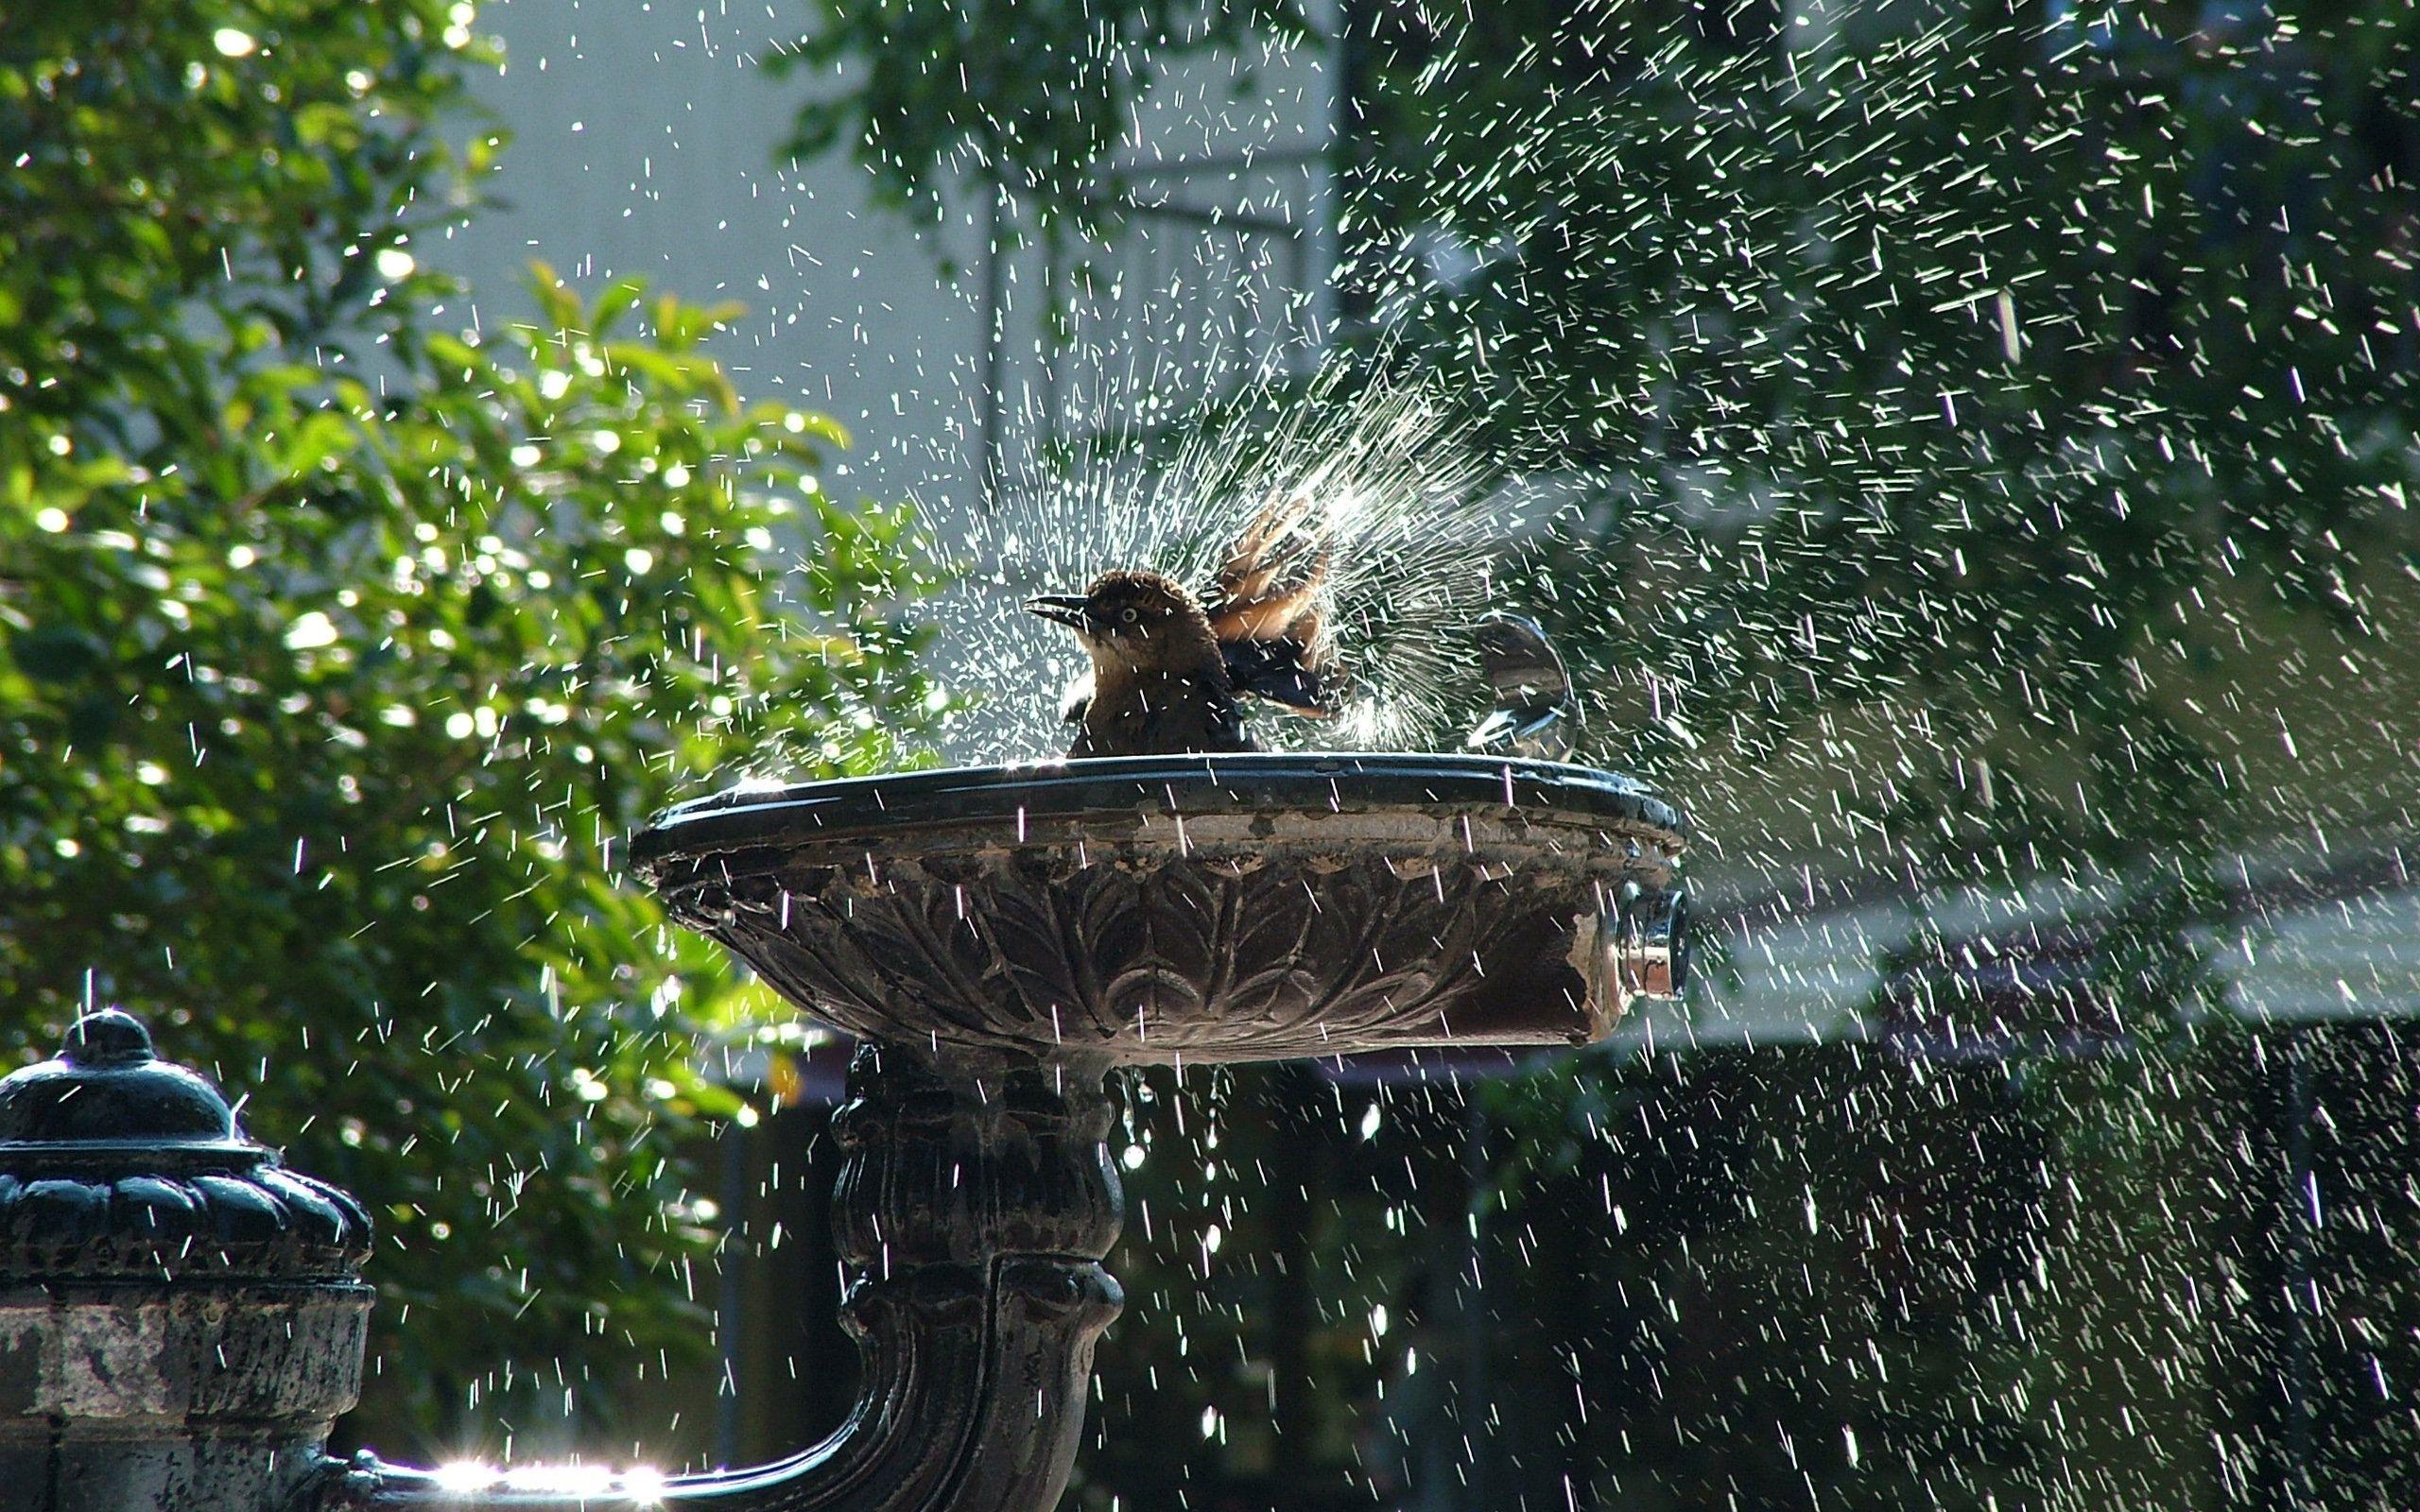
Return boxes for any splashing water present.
[932,369,1570,759]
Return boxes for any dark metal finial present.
[60,1005,157,1068]
[0,1005,237,1146]
[0,1006,372,1279]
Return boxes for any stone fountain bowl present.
[631,753,1687,1065]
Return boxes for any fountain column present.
[318,1039,1124,1511]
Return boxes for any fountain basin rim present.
[631,751,1685,865]
[630,752,1689,1062]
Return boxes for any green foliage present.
[1346,2,2420,906]
[783,0,2420,886]
[774,3,2420,1506]
[2,0,942,1449]
[786,0,2420,1013]
[769,0,1310,269]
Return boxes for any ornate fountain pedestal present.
[1,754,1683,1512]
[325,1041,1124,1512]
[607,754,1686,1511]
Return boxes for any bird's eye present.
[1119,607,1140,625]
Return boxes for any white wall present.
[437,0,1340,531]
[434,0,991,521]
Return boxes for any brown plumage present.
[1027,501,1343,758]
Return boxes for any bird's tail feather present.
[1206,494,1341,715]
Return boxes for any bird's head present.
[1027,569,1219,676]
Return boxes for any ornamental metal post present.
[0,1009,374,1512]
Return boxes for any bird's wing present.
[1219,636,1339,716]
[1206,492,1327,647]
[1466,614,1580,759]
[1204,493,1340,716]
[1474,613,1571,705]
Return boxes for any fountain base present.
[324,1041,1122,1511]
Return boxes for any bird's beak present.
[1025,594,1092,631]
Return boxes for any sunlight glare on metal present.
[502,1462,615,1495]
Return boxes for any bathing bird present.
[1462,612,1580,762]
[1026,497,1340,757]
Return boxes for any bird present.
[1462,612,1580,761]
[1026,497,1340,757]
